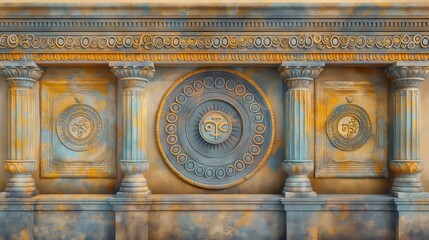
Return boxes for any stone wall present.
[1,2,429,239]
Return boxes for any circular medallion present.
[326,104,371,151]
[156,68,275,189]
[56,104,103,152]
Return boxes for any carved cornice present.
[386,62,429,89]
[279,61,324,89]
[110,61,155,89]
[1,34,429,51]
[0,61,43,88]
[1,3,429,19]
[1,18,429,33]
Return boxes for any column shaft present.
[110,61,155,198]
[9,88,34,160]
[386,62,429,197]
[286,89,310,161]
[0,61,43,198]
[279,61,324,198]
[122,89,145,161]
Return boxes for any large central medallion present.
[157,68,274,189]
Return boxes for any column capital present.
[386,61,429,89]
[109,61,155,89]
[278,61,324,89]
[0,61,43,88]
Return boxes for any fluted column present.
[386,62,429,197]
[110,61,155,198]
[278,61,324,198]
[0,61,43,198]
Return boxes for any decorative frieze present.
[386,61,429,196]
[279,61,324,198]
[1,34,428,51]
[110,61,155,198]
[0,61,42,198]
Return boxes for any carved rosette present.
[0,61,42,198]
[386,62,429,195]
[326,104,372,152]
[56,103,103,152]
[156,68,275,189]
[279,61,324,197]
[110,61,155,198]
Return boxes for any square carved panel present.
[40,80,117,178]
[315,78,388,178]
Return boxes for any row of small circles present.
[164,76,267,179]
[166,139,259,179]
[3,34,428,50]
[168,77,264,123]
[145,35,279,49]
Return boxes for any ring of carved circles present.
[56,103,103,152]
[157,68,275,189]
[326,104,371,151]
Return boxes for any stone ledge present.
[0,193,427,211]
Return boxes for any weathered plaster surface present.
[1,66,417,195]
[1,2,429,239]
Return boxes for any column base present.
[282,190,316,198]
[391,174,423,196]
[5,175,38,198]
[282,174,315,198]
[390,191,429,199]
[117,160,151,198]
[117,175,151,198]
[282,160,315,197]
[4,160,38,198]
[116,190,151,199]
[6,190,39,198]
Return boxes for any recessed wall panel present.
[40,79,116,178]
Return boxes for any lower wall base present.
[0,194,428,240]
